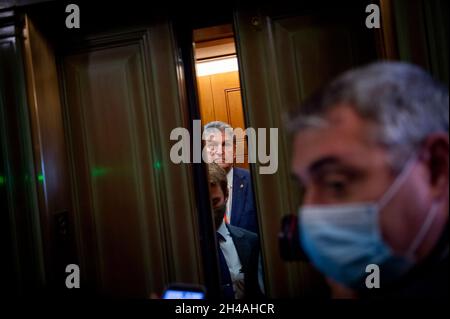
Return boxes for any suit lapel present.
[227,225,251,273]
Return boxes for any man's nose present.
[211,147,223,157]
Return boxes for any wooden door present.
[0,10,46,294]
[197,71,248,168]
[57,24,203,297]
[233,3,379,298]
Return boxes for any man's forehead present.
[204,130,234,142]
[205,130,223,139]
[292,133,353,175]
[291,106,379,177]
[209,182,222,193]
[209,184,226,201]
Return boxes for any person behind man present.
[287,62,448,298]
[204,121,258,233]
[208,163,263,299]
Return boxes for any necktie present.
[217,232,234,300]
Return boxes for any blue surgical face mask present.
[298,156,440,290]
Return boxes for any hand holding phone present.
[162,284,206,299]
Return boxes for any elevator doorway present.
[194,24,248,169]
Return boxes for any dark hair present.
[207,163,229,198]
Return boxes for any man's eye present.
[326,180,347,194]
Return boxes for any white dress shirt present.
[217,221,245,299]
[226,168,233,223]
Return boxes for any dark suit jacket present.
[226,224,263,299]
[360,222,449,298]
[231,167,258,233]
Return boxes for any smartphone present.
[162,284,206,299]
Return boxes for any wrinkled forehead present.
[291,106,384,177]
[204,130,222,141]
[203,129,233,142]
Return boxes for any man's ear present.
[422,133,449,198]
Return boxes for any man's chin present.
[215,218,224,229]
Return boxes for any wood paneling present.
[23,15,76,290]
[234,5,377,297]
[197,71,248,168]
[60,25,202,297]
[63,43,156,296]
[193,24,234,42]
[0,10,45,294]
[392,0,449,85]
[195,38,236,60]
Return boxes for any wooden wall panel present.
[0,10,45,294]
[60,26,202,297]
[197,71,248,168]
[234,5,377,298]
[23,15,76,290]
[197,76,216,121]
[63,44,157,296]
[225,88,247,165]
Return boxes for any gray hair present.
[204,121,234,140]
[204,121,233,132]
[287,62,449,169]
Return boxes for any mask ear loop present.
[377,154,418,210]
[377,153,441,258]
[375,154,418,256]
[405,202,440,258]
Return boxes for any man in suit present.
[207,163,263,299]
[204,121,259,233]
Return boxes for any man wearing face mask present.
[207,163,264,299]
[287,62,449,298]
